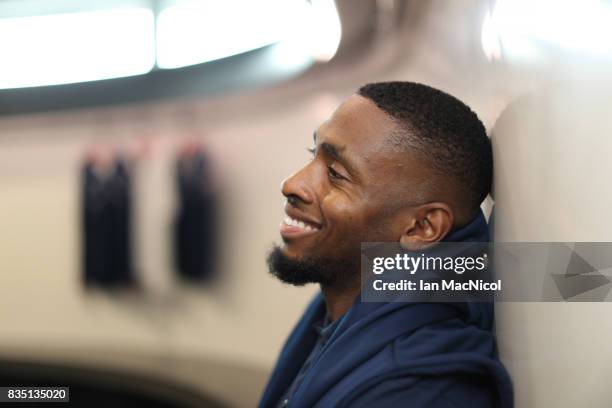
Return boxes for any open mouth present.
[280,215,321,239]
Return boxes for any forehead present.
[316,94,431,199]
[316,95,407,180]
[318,95,398,167]
[317,94,397,151]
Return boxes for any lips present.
[280,214,321,240]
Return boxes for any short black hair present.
[358,81,492,216]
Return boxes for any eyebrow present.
[313,131,359,180]
[320,142,344,162]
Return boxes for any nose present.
[281,165,316,206]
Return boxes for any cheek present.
[321,193,371,237]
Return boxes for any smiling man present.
[260,82,513,408]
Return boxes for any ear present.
[399,202,454,250]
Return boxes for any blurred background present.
[1,0,612,406]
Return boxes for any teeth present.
[284,216,318,231]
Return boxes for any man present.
[260,82,513,407]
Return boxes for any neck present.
[320,283,360,322]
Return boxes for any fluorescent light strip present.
[156,0,293,69]
[0,0,343,89]
[156,0,342,69]
[482,0,612,61]
[0,8,155,89]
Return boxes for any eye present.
[327,165,344,180]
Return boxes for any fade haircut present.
[358,81,492,216]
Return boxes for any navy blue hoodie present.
[259,210,513,408]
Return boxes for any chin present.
[267,245,316,286]
[279,243,309,261]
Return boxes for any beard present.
[266,245,359,290]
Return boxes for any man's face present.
[270,95,428,287]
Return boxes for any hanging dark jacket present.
[174,150,217,281]
[82,158,133,287]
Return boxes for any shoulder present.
[339,374,497,408]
